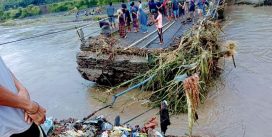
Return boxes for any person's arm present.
[11,72,27,93]
[6,70,46,125]
[156,4,160,9]
[106,8,109,16]
[153,17,158,23]
[0,85,33,111]
[0,85,46,125]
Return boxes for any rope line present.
[0,17,109,46]
[0,27,77,46]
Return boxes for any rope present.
[82,104,111,122]
[0,17,109,46]
[122,108,154,125]
[0,27,77,46]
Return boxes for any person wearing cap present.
[159,100,170,135]
[0,56,46,137]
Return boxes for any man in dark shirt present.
[121,0,127,9]
[149,0,157,13]
[172,0,179,20]
[156,0,162,11]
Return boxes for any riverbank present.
[235,0,272,6]
[0,0,121,22]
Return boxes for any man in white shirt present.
[0,57,46,137]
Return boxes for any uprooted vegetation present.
[105,19,236,114]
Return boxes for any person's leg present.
[161,125,167,135]
[123,24,127,38]
[135,19,139,32]
[157,28,159,36]
[110,17,114,28]
[177,8,180,18]
[135,20,138,32]
[144,24,148,32]
[141,24,146,33]
[173,10,176,20]
[119,24,123,37]
[158,28,163,44]
[160,28,163,43]
[176,10,178,19]
[202,5,206,16]
[112,17,116,28]
[11,123,46,137]
[140,23,143,32]
[127,21,131,32]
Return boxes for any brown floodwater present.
[179,5,272,137]
[98,5,272,136]
[0,5,272,137]
[88,6,272,137]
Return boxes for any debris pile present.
[107,19,236,114]
[48,116,168,137]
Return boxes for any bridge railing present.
[76,17,110,44]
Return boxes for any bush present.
[26,5,41,15]
[0,10,4,20]
[0,4,41,20]
[20,8,29,18]
[8,9,22,19]
[0,0,116,21]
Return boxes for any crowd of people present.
[105,0,212,45]
[106,0,163,44]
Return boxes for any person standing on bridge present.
[138,0,143,9]
[161,0,169,16]
[172,0,179,20]
[166,0,173,21]
[0,56,47,137]
[154,8,164,45]
[124,8,132,32]
[107,2,116,29]
[189,0,196,21]
[149,0,157,17]
[179,1,185,21]
[121,0,127,10]
[131,2,139,32]
[118,9,127,38]
[155,0,162,15]
[138,5,148,33]
[184,0,190,21]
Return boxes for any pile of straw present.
[109,19,236,114]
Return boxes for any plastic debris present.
[41,117,54,135]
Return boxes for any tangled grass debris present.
[107,19,236,114]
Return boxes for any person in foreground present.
[160,100,170,136]
[0,56,46,137]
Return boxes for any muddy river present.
[0,5,271,136]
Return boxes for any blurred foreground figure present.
[0,56,46,137]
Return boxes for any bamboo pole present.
[186,90,193,136]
